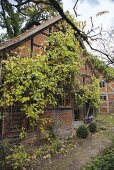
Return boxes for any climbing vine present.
[0,26,100,133]
[0,28,82,127]
[75,76,101,109]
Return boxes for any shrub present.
[6,145,29,169]
[83,147,114,170]
[77,125,89,139]
[88,122,97,133]
[50,137,61,153]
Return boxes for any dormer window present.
[100,80,105,87]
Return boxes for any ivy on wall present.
[0,27,101,129]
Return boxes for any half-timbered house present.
[0,14,97,142]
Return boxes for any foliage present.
[5,136,61,169]
[105,66,114,79]
[88,122,97,133]
[96,10,109,17]
[90,55,106,71]
[0,55,61,126]
[84,113,114,170]
[90,55,114,79]
[77,125,89,139]
[19,127,27,140]
[0,0,63,39]
[0,25,101,138]
[0,142,9,168]
[22,0,63,31]
[0,22,101,138]
[50,137,61,153]
[0,27,82,131]
[75,76,101,109]
[6,145,29,169]
[31,137,61,159]
[83,146,114,170]
[46,27,82,91]
[0,0,23,39]
[96,114,114,127]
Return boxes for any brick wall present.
[45,109,73,128]
[12,40,31,57]
[44,108,73,138]
[12,28,49,57]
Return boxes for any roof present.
[0,14,63,53]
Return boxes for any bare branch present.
[86,40,114,64]
[90,17,94,30]
[48,0,87,41]
[87,27,100,35]
[73,0,79,17]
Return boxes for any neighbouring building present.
[100,77,114,114]
[0,14,98,142]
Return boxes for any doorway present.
[85,101,93,123]
[74,109,80,121]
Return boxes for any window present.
[100,94,107,100]
[58,95,71,107]
[82,77,85,85]
[65,98,71,106]
[58,97,64,106]
[100,80,105,87]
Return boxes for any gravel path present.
[31,129,113,170]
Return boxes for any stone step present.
[8,134,20,139]
[8,122,21,126]
[9,129,20,134]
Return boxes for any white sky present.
[62,0,114,60]
[62,0,114,31]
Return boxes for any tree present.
[94,27,114,65]
[0,0,62,39]
[2,0,83,42]
[0,0,23,39]
[19,0,63,31]
[90,54,114,79]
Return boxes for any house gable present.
[0,14,63,57]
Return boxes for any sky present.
[62,0,114,59]
[62,0,114,31]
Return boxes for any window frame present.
[100,80,105,87]
[100,94,107,100]
[58,95,72,107]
